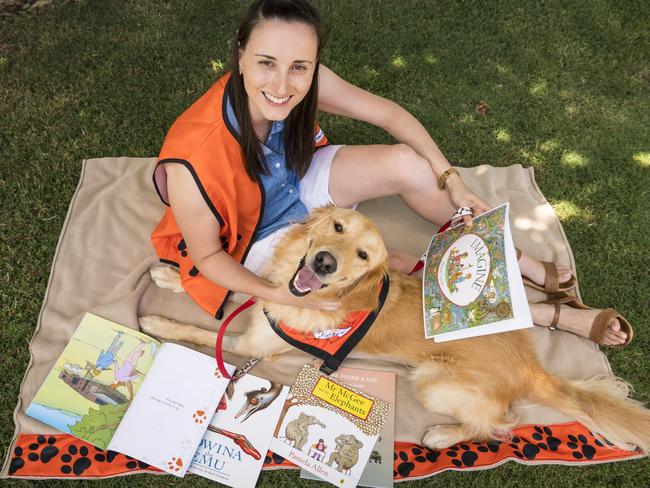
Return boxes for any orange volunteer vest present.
[151,72,329,318]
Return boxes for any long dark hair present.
[229,0,326,181]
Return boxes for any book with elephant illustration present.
[188,372,290,488]
[422,203,532,342]
[25,312,234,477]
[300,366,396,487]
[271,365,391,488]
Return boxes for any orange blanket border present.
[7,422,644,479]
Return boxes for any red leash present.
[215,297,257,379]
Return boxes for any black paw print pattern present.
[60,445,92,475]
[444,443,479,467]
[397,446,441,478]
[508,426,564,460]
[9,435,59,475]
[531,426,562,451]
[219,233,242,253]
[475,439,503,454]
[177,239,188,257]
[9,435,153,477]
[508,434,545,460]
[566,434,597,460]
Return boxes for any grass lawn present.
[1,0,649,486]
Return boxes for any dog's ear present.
[339,262,387,311]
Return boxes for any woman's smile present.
[262,91,293,105]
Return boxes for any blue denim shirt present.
[226,97,309,241]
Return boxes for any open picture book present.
[25,313,234,477]
[422,203,532,342]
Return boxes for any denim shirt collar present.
[225,94,284,156]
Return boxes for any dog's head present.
[268,206,388,310]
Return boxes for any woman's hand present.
[444,174,491,225]
[262,282,341,311]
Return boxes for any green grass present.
[1,0,649,486]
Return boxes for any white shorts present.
[242,144,345,276]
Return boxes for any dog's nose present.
[313,251,337,275]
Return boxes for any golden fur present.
[140,207,650,451]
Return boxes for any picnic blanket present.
[2,157,643,480]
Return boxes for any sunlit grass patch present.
[565,104,578,116]
[561,151,587,167]
[495,128,511,143]
[391,55,406,68]
[552,200,592,222]
[530,80,548,95]
[632,152,650,167]
[424,53,438,64]
[540,139,560,152]
[210,59,224,73]
[362,65,380,77]
[519,148,544,165]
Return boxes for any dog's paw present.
[139,315,178,340]
[422,425,464,450]
[149,265,184,292]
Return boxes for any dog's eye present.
[334,222,343,233]
[357,250,368,260]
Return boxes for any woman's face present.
[239,19,318,128]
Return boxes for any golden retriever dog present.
[140,207,650,452]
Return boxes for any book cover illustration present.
[423,204,525,340]
[188,373,289,488]
[26,313,159,449]
[270,365,390,488]
[301,366,396,488]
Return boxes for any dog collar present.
[264,274,390,375]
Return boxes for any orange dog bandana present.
[265,275,390,374]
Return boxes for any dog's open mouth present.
[289,257,324,297]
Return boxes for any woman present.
[151,0,629,346]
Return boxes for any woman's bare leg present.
[329,144,573,287]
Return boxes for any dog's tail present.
[528,370,650,453]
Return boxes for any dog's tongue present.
[296,266,322,292]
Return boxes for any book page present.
[107,343,233,477]
[26,313,160,450]
[301,366,396,488]
[189,374,289,488]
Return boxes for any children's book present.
[300,366,395,488]
[188,373,289,488]
[26,313,234,477]
[270,365,391,488]
[422,203,532,342]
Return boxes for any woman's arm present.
[318,65,489,217]
[165,164,339,310]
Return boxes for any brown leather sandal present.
[516,248,577,294]
[541,294,633,348]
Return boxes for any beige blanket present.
[2,157,613,477]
